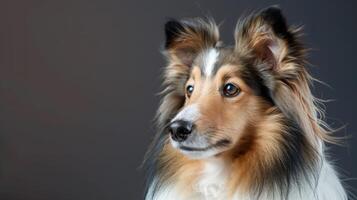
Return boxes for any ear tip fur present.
[165,19,180,29]
[262,5,282,13]
[164,19,184,49]
[260,6,289,36]
[260,5,282,17]
[164,18,219,50]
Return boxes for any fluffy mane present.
[143,7,345,200]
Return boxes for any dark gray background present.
[0,0,356,199]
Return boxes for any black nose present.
[169,120,193,142]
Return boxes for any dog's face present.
[162,8,306,159]
[169,49,269,158]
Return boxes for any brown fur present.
[144,7,337,199]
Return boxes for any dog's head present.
[160,7,317,159]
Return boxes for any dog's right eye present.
[222,83,240,98]
[186,85,194,98]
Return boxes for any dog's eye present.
[222,83,240,97]
[186,85,194,97]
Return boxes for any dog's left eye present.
[186,85,194,98]
[222,83,240,97]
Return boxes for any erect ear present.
[235,6,304,76]
[235,7,322,139]
[164,18,219,66]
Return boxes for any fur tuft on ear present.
[234,6,304,73]
[164,18,219,66]
[235,6,335,143]
[260,6,289,38]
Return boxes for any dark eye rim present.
[186,85,194,97]
[222,83,240,97]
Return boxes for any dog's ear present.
[235,6,304,77]
[235,7,314,131]
[164,18,219,66]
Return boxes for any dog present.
[144,6,348,200]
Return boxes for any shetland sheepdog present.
[144,6,348,200]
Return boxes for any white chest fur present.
[147,158,347,200]
[195,158,229,200]
[146,158,229,200]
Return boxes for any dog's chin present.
[179,147,222,159]
[170,139,226,159]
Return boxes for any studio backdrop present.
[0,0,356,199]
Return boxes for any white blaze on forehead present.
[203,48,219,77]
[171,104,200,122]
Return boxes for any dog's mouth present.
[178,139,231,152]
[169,129,233,158]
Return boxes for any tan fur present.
[159,65,289,196]
[157,142,203,198]
[234,12,335,144]
[225,108,287,197]
[145,8,345,199]
[165,19,219,67]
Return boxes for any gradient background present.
[0,0,356,199]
